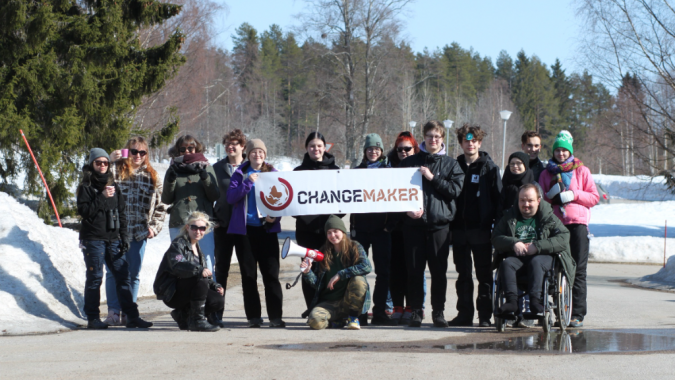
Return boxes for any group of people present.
[76,120,598,332]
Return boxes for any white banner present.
[256,168,423,217]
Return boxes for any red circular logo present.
[260,177,294,211]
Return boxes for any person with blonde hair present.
[104,137,167,326]
[154,211,225,332]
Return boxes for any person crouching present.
[302,215,372,330]
[154,211,225,332]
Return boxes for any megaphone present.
[281,237,324,262]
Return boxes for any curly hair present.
[115,136,159,186]
[169,134,205,158]
[456,123,487,143]
[222,129,247,146]
[318,233,361,273]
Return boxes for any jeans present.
[171,227,215,282]
[105,239,147,311]
[81,240,139,321]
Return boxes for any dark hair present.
[169,134,204,157]
[422,121,446,139]
[521,131,542,144]
[456,123,487,143]
[305,131,326,148]
[519,183,542,198]
[222,129,247,146]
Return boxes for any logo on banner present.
[260,177,294,211]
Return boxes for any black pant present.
[567,223,589,320]
[452,229,493,321]
[238,226,283,320]
[81,239,139,321]
[164,276,224,314]
[499,255,554,306]
[296,230,325,308]
[389,231,407,307]
[213,227,249,305]
[353,229,391,315]
[404,226,451,311]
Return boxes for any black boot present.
[207,311,227,328]
[188,300,220,332]
[126,317,153,328]
[432,310,448,328]
[358,313,369,327]
[87,318,109,329]
[171,307,189,330]
[371,312,398,326]
[497,298,518,316]
[408,309,423,327]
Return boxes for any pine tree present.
[0,0,186,218]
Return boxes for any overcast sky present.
[211,0,581,72]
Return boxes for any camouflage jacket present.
[302,241,372,316]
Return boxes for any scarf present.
[85,165,113,192]
[546,156,584,217]
[171,153,210,174]
[364,157,390,169]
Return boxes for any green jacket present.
[162,165,220,228]
[492,201,576,286]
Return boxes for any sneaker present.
[126,317,153,328]
[569,318,584,328]
[87,318,109,329]
[447,316,473,327]
[346,316,361,330]
[432,310,448,328]
[103,310,122,326]
[248,318,263,328]
[518,319,535,328]
[269,319,286,328]
[408,309,423,328]
[478,319,491,328]
[400,307,413,325]
[390,306,404,322]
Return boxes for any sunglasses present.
[130,149,147,157]
[190,225,207,232]
[397,146,413,153]
[93,160,109,166]
[179,146,196,153]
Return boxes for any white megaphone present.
[281,237,325,265]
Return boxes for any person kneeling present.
[302,215,372,330]
[154,212,225,332]
[492,184,576,316]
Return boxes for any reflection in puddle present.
[269,330,675,354]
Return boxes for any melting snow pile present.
[593,174,675,201]
[628,255,675,290]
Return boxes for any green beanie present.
[552,130,574,155]
[363,133,383,152]
[324,214,347,234]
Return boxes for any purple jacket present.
[226,161,282,235]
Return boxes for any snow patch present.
[628,255,675,291]
[593,174,675,201]
[589,236,673,264]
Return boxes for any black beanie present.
[508,152,530,168]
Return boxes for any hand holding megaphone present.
[300,258,312,274]
[281,238,325,271]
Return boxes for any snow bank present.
[593,174,675,201]
[589,236,673,264]
[628,255,675,290]
[589,201,673,238]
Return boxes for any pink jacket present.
[539,165,599,226]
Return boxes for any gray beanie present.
[88,148,110,166]
[324,214,347,235]
[363,133,383,151]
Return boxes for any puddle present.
[268,329,675,354]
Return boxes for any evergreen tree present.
[0,0,185,218]
[495,50,514,89]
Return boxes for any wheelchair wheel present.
[541,275,553,333]
[556,271,572,332]
[493,269,506,332]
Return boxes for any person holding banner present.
[399,121,465,327]
[351,133,397,326]
[302,215,372,330]
[227,139,286,328]
[294,132,343,311]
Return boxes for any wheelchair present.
[492,253,572,333]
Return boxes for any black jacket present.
[399,151,464,230]
[453,152,503,231]
[530,157,547,182]
[76,166,128,242]
[350,158,397,234]
[153,235,222,301]
[212,157,243,228]
[293,152,341,235]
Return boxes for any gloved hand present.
[120,237,131,255]
[198,168,209,181]
[546,183,563,200]
[166,168,177,183]
[559,190,574,204]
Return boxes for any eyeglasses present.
[190,225,207,232]
[93,160,109,166]
[130,149,147,157]
[397,146,413,153]
[425,134,443,140]
[179,146,196,153]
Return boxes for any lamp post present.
[409,121,417,139]
[500,110,513,170]
[443,119,454,156]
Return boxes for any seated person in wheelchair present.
[492,183,575,316]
